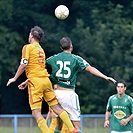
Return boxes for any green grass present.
[0,127,40,133]
[1,127,133,133]
[82,127,110,133]
[0,127,110,133]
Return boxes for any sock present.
[54,129,61,133]
[49,117,57,133]
[37,117,50,133]
[78,130,82,133]
[59,111,74,132]
[61,123,69,133]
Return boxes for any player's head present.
[117,80,127,87]
[60,37,73,51]
[29,26,44,43]
[116,80,127,95]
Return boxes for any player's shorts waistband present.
[54,85,75,91]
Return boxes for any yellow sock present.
[49,117,57,133]
[61,123,69,133]
[37,117,50,133]
[59,111,74,132]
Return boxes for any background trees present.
[0,0,132,114]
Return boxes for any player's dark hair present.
[117,80,127,87]
[60,37,72,50]
[30,26,44,42]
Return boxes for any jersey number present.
[38,51,44,68]
[56,61,71,78]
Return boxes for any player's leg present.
[47,108,57,133]
[28,78,50,133]
[43,78,77,133]
[32,108,49,133]
[57,119,81,133]
[56,118,81,133]
[49,117,57,133]
[54,90,81,132]
[47,108,69,133]
[50,103,77,133]
[55,119,81,133]
[56,116,63,130]
[71,121,81,133]
[54,117,64,133]
[61,122,69,133]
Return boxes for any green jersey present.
[106,94,133,131]
[46,52,89,88]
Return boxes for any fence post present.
[14,115,17,133]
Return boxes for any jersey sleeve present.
[75,55,90,70]
[106,96,112,112]
[22,44,30,60]
[128,96,133,114]
[46,55,56,76]
[46,55,55,64]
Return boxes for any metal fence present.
[0,114,110,133]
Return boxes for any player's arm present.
[104,111,111,127]
[7,45,28,86]
[18,79,28,90]
[120,114,133,126]
[121,97,133,126]
[85,65,116,83]
[7,64,27,86]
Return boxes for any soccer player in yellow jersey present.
[6,26,78,133]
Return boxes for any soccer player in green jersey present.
[104,80,133,133]
[46,37,116,133]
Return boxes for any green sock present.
[78,130,82,133]
[54,129,61,133]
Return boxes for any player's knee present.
[32,109,41,118]
[32,110,36,117]
[50,104,63,115]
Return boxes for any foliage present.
[70,3,132,113]
[0,0,132,114]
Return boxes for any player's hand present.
[120,119,128,126]
[106,77,117,84]
[104,120,110,127]
[7,78,16,86]
[18,80,28,90]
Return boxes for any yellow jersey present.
[22,42,49,79]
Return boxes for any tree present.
[69,3,132,113]
[0,0,132,114]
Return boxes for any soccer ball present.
[55,5,69,20]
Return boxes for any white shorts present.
[54,90,81,121]
[111,131,132,133]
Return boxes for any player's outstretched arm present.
[85,65,116,83]
[7,64,26,86]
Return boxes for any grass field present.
[1,114,133,133]
[1,127,133,133]
[82,127,110,133]
[0,127,110,133]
